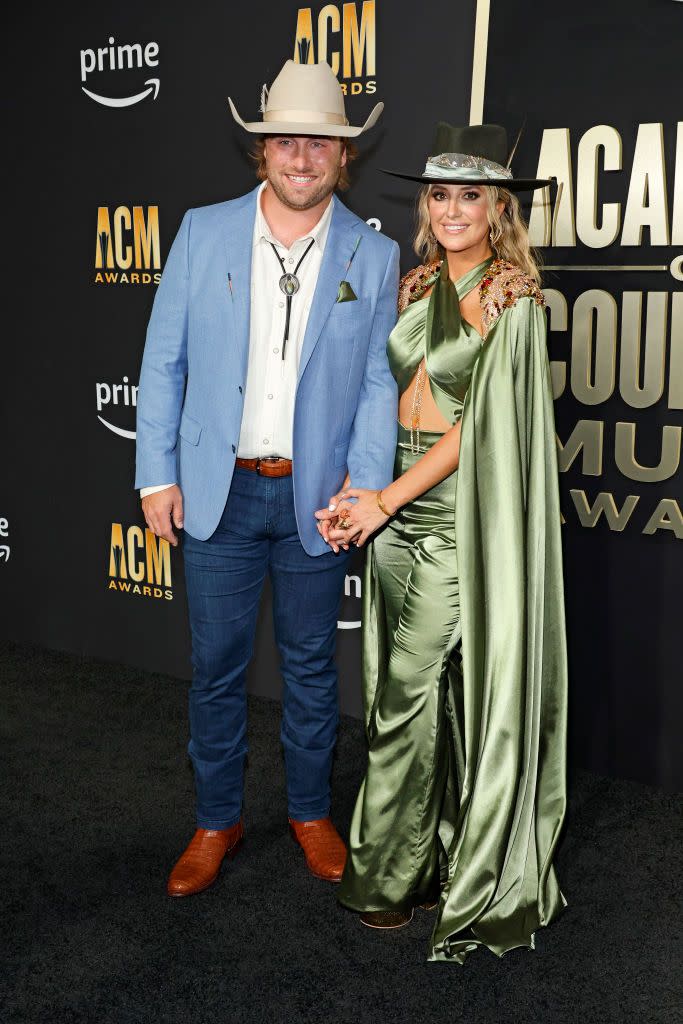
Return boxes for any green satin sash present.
[387,258,492,424]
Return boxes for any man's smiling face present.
[264,135,347,211]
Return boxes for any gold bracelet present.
[376,490,393,517]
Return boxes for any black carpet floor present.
[1,640,681,1024]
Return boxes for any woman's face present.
[428,184,500,255]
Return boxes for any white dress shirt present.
[141,183,333,497]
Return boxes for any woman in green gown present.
[316,123,568,963]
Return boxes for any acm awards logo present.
[94,206,161,285]
[80,37,160,108]
[294,1,376,96]
[108,524,173,601]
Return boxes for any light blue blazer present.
[135,186,399,555]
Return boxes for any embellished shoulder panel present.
[398,261,441,314]
[479,259,545,339]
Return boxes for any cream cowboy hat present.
[228,59,383,138]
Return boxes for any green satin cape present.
[362,288,568,963]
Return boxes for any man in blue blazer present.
[136,60,398,897]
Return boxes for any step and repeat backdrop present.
[3,1,680,788]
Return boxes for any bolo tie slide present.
[270,238,315,360]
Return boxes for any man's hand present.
[141,485,184,547]
[315,486,349,553]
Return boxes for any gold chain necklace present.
[409,359,427,454]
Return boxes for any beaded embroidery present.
[478,258,545,339]
[399,258,544,339]
[398,261,441,313]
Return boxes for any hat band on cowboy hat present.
[423,153,513,181]
[262,108,350,127]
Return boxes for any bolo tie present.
[269,238,315,360]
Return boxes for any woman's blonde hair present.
[414,184,541,284]
[250,137,358,192]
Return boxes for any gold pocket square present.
[336,280,357,303]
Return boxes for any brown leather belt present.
[235,456,293,478]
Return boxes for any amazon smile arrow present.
[82,78,160,108]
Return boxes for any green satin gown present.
[337,257,568,963]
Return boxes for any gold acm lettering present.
[621,123,670,246]
[614,423,681,482]
[673,121,682,245]
[642,499,683,539]
[109,523,126,577]
[569,490,639,531]
[556,420,603,476]
[531,121,681,247]
[343,1,375,78]
[126,526,145,582]
[570,290,617,405]
[145,529,171,586]
[576,125,622,248]
[318,5,341,73]
[294,2,375,78]
[529,128,576,247]
[133,207,160,270]
[95,207,114,269]
[109,524,172,587]
[619,292,668,409]
[113,206,133,270]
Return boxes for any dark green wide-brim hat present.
[382,122,553,192]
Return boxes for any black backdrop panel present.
[2,1,474,711]
[484,0,682,789]
[3,1,680,789]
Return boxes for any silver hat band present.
[423,152,513,180]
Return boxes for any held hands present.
[315,486,348,553]
[315,488,392,551]
[141,485,184,547]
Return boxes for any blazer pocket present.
[330,297,370,318]
[334,441,349,468]
[179,411,202,446]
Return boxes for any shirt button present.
[267,394,273,400]
[279,301,284,308]
[273,347,279,354]
[287,258,294,265]
[263,438,269,445]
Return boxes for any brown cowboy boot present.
[288,817,347,882]
[167,820,244,897]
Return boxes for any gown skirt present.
[338,422,462,912]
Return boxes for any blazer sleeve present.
[134,210,191,490]
[346,241,400,490]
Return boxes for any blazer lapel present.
[298,199,358,382]
[223,186,259,373]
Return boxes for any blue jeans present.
[182,467,349,829]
